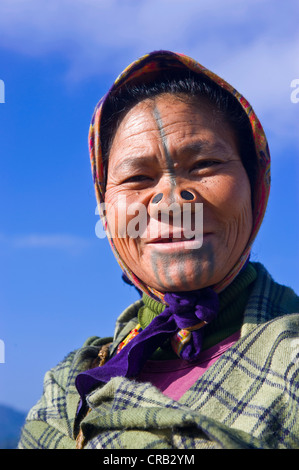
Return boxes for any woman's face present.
[105,94,252,292]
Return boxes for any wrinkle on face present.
[105,95,253,292]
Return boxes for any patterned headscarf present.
[88,50,271,302]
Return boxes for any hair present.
[100,68,258,203]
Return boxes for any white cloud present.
[0,233,91,254]
[0,0,298,148]
[0,0,297,77]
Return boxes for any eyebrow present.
[113,139,229,174]
[113,155,155,173]
[177,140,223,155]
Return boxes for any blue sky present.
[0,0,298,413]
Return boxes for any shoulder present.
[19,299,144,440]
[252,262,298,312]
[242,262,299,335]
[19,337,114,448]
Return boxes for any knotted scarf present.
[75,287,219,404]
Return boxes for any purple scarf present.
[75,288,219,405]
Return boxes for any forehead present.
[108,94,236,161]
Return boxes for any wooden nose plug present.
[151,193,163,204]
[181,190,194,200]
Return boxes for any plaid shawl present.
[18,263,299,449]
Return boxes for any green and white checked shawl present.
[18,263,299,449]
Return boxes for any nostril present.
[181,190,194,201]
[152,193,163,204]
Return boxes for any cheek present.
[226,177,252,233]
[105,207,141,271]
[104,191,148,267]
[105,184,156,242]
[105,189,139,237]
[203,173,252,223]
[104,197,127,239]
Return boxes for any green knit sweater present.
[138,263,257,359]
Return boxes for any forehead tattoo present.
[153,106,177,188]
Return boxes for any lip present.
[144,232,213,252]
[146,231,213,243]
[148,235,193,244]
[146,237,203,252]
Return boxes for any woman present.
[19,50,299,449]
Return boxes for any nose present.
[150,189,196,205]
[149,186,199,223]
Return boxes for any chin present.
[144,264,215,293]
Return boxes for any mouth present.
[146,233,204,252]
[144,229,213,252]
[149,235,195,244]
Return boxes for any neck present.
[138,262,257,358]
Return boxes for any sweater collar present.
[138,262,257,354]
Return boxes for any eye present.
[191,160,221,171]
[123,174,153,184]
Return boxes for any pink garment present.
[137,331,240,400]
